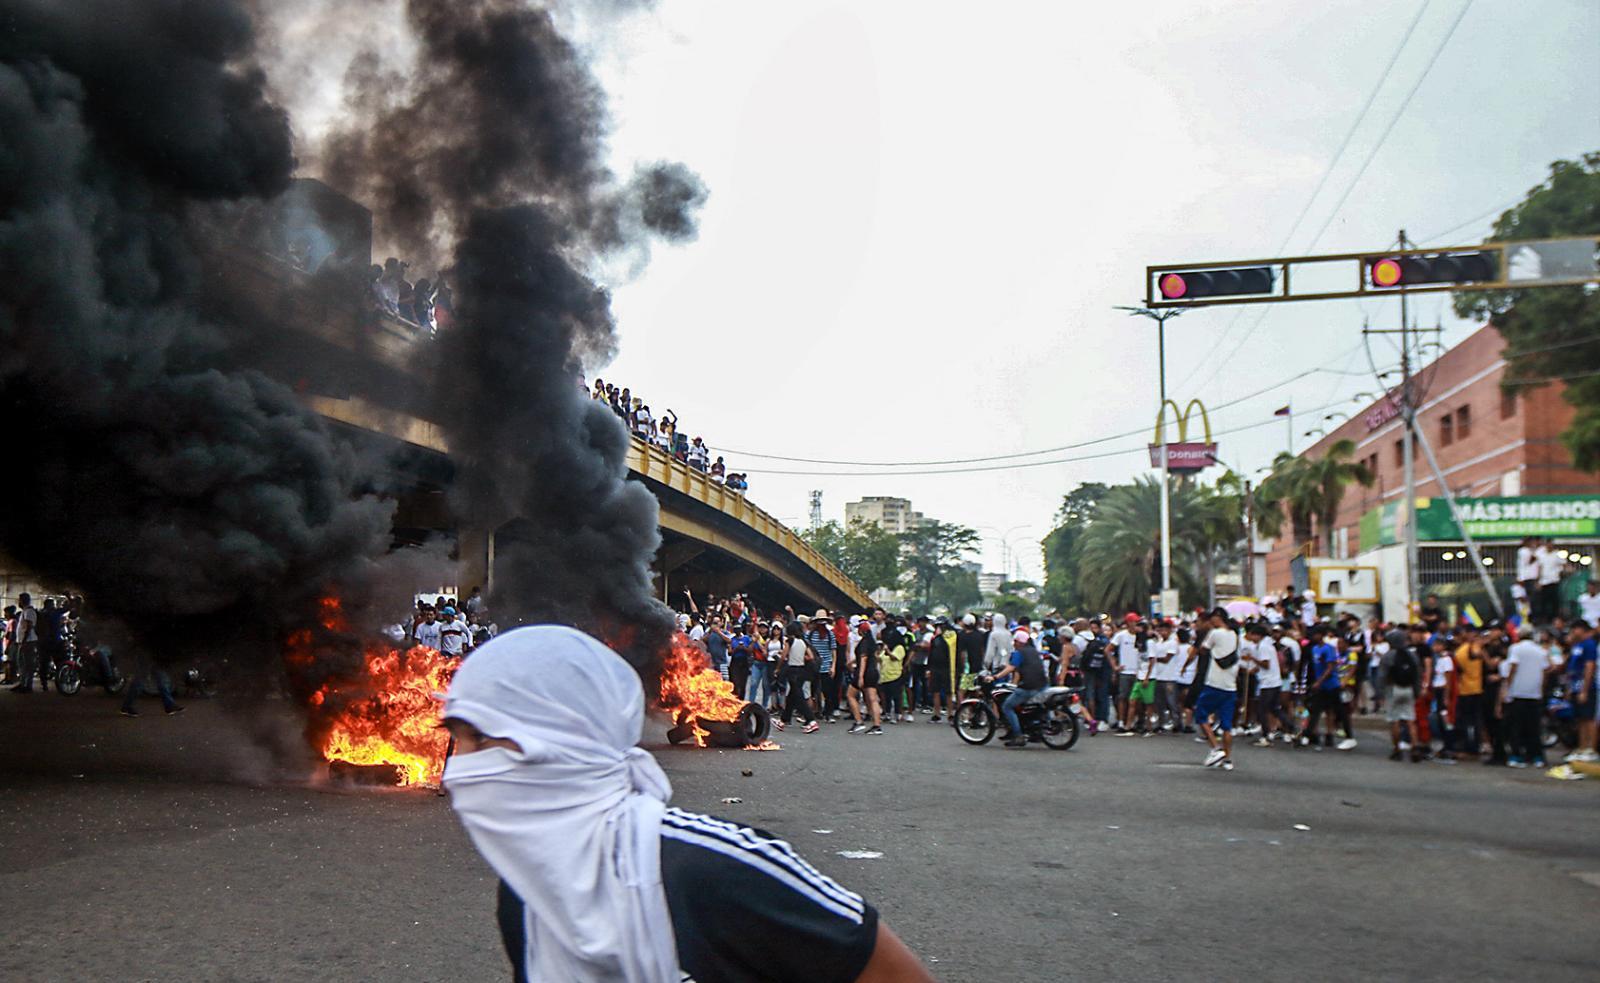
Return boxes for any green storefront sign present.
[1360,494,1600,545]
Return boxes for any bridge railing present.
[625,439,870,608]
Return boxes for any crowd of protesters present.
[587,380,749,491]
[671,577,1600,770]
[398,587,498,657]
[367,256,453,337]
[1,592,186,716]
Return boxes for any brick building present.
[1263,323,1597,620]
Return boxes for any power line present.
[1416,196,1519,244]
[1171,4,1432,393]
[738,397,1355,478]
[714,344,1372,467]
[1301,0,1475,252]
[1196,3,1474,387]
[1279,0,1434,256]
[1503,368,1600,387]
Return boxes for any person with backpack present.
[1380,627,1422,762]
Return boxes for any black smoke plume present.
[0,0,393,667]
[312,0,706,670]
[0,0,703,700]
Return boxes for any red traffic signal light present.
[1366,250,1498,289]
[1156,266,1274,300]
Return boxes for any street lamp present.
[1116,304,1185,613]
[1303,427,1326,439]
[980,523,1034,583]
[1324,411,1349,423]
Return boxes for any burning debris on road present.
[657,634,775,749]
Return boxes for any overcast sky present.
[584,0,1599,582]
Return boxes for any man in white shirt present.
[8,593,40,693]
[1300,593,1317,628]
[1149,622,1183,732]
[1195,610,1241,770]
[1534,540,1567,625]
[1262,600,1283,627]
[1516,538,1539,618]
[438,607,471,658]
[1579,580,1600,628]
[413,607,443,651]
[1501,632,1558,767]
[1242,622,1289,745]
[1110,621,1141,732]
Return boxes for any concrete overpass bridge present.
[199,192,869,614]
[308,393,870,614]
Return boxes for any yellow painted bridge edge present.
[626,441,871,608]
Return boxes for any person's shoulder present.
[660,808,871,925]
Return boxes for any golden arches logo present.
[1152,399,1212,445]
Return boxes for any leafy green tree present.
[994,592,1035,623]
[802,519,902,591]
[1040,482,1109,613]
[928,567,981,615]
[899,520,981,611]
[1454,153,1600,470]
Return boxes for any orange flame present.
[657,633,744,747]
[289,596,455,787]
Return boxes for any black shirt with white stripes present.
[496,808,879,983]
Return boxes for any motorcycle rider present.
[991,629,1048,749]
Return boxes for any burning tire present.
[666,701,771,747]
[735,702,771,744]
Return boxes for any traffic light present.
[1367,250,1498,289]
[1156,266,1274,301]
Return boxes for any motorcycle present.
[55,639,126,697]
[954,673,1080,749]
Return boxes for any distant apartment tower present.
[845,496,926,534]
[977,571,1006,597]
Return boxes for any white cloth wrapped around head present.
[442,625,678,982]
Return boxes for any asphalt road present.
[2,694,1598,982]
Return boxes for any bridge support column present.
[457,526,494,597]
[654,542,704,601]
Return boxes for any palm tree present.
[1074,476,1214,613]
[1253,451,1317,547]
[1305,438,1375,553]
[1254,441,1374,554]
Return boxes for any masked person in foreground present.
[441,625,936,983]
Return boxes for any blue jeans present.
[1003,687,1042,738]
[746,661,773,705]
[1087,670,1111,722]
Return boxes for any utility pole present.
[1243,478,1255,598]
[1398,229,1421,622]
[808,490,823,532]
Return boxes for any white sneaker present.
[1203,748,1226,768]
[802,721,820,734]
[1337,738,1358,751]
[1253,737,1272,748]
[1220,759,1234,771]
[1398,741,1411,751]
[1578,750,1600,763]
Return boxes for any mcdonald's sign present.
[1149,399,1217,474]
